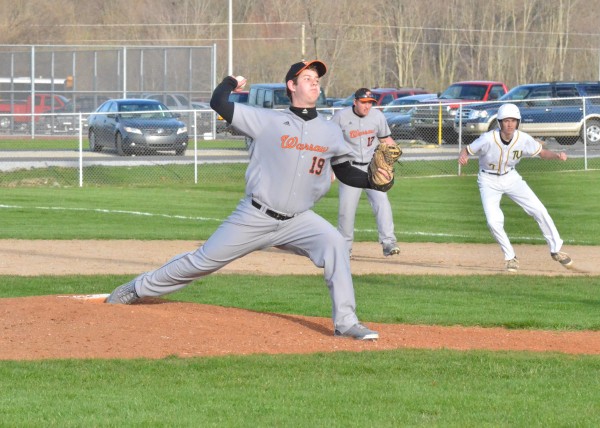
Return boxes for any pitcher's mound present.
[1,295,599,360]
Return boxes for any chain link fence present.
[0,99,599,188]
[0,44,216,137]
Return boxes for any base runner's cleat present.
[551,251,573,269]
[506,257,519,272]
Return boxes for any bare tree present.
[2,0,600,93]
[432,1,462,86]
[377,0,425,88]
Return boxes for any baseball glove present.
[368,143,402,192]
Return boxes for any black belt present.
[481,169,512,176]
[252,200,294,221]
[351,161,369,166]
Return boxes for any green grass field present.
[0,164,599,426]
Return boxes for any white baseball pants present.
[477,170,564,260]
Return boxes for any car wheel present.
[487,119,498,132]
[88,130,102,152]
[175,147,186,156]
[582,119,600,144]
[115,133,127,156]
[555,136,578,146]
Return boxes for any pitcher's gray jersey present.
[233,104,351,214]
[331,106,391,163]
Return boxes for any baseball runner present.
[458,103,573,272]
[332,88,401,257]
[105,60,398,340]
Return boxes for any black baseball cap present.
[285,60,327,82]
[354,88,377,103]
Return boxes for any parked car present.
[227,91,249,104]
[134,93,216,136]
[142,93,193,109]
[383,94,438,140]
[0,94,69,133]
[455,81,600,145]
[87,99,188,156]
[333,87,431,107]
[243,83,331,148]
[411,81,508,143]
[382,93,438,120]
[326,97,344,106]
[52,95,111,133]
[248,83,330,116]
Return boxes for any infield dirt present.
[1,240,599,360]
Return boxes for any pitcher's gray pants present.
[131,197,360,333]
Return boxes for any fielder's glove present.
[367,143,402,192]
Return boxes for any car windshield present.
[440,84,487,100]
[382,100,419,114]
[272,88,328,107]
[229,93,248,103]
[174,95,189,105]
[499,86,550,101]
[119,103,173,119]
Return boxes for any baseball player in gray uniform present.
[458,103,573,272]
[105,60,393,340]
[332,88,400,257]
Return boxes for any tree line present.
[1,0,598,97]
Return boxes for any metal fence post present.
[78,112,83,187]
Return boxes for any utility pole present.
[228,0,233,75]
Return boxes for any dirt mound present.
[2,295,599,360]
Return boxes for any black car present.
[383,94,437,140]
[87,99,189,156]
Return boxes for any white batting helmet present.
[497,103,521,121]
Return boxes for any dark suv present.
[248,83,329,113]
[455,82,600,145]
[333,87,430,107]
[244,83,331,148]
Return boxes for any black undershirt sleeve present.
[332,161,371,188]
[210,76,238,123]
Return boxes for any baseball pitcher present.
[105,60,398,340]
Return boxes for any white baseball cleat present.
[551,251,573,269]
[506,257,519,272]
